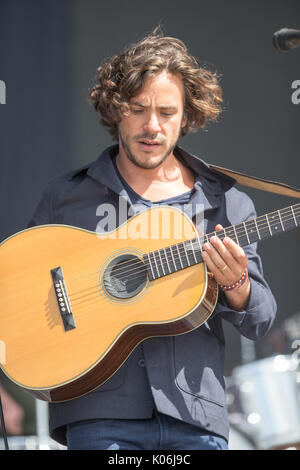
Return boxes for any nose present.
[143,112,161,134]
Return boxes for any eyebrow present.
[130,101,178,110]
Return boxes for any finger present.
[222,237,248,269]
[201,248,218,273]
[202,242,232,282]
[202,244,247,287]
[212,223,248,269]
[215,224,244,260]
[202,246,234,283]
[207,236,241,274]
[213,224,243,270]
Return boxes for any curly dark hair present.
[88,27,223,141]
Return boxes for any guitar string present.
[67,222,300,312]
[64,203,300,286]
[66,206,299,292]
[109,205,300,282]
[62,204,299,287]
[66,205,300,304]
[66,207,300,305]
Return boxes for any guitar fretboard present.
[143,203,300,281]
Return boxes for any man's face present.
[118,71,186,169]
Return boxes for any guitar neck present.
[204,202,300,248]
[144,203,300,281]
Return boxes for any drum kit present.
[227,311,300,450]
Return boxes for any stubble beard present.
[118,130,180,170]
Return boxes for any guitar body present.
[0,206,218,402]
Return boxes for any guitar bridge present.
[50,266,76,332]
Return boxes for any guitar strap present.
[209,164,300,199]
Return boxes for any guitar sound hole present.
[103,254,148,299]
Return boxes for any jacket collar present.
[73,144,236,214]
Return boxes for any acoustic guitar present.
[0,204,299,402]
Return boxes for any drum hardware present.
[230,354,300,450]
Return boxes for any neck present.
[116,148,183,187]
[116,144,195,201]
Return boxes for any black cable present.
[0,387,9,450]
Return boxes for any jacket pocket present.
[173,328,225,406]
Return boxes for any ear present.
[181,111,187,129]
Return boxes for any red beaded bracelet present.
[219,269,248,292]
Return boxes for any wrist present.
[219,269,248,292]
[223,277,251,311]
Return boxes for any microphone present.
[272,28,300,52]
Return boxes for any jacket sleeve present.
[213,191,277,340]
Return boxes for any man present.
[28,29,277,450]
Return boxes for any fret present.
[207,232,215,241]
[157,250,166,276]
[206,231,217,245]
[172,245,183,271]
[265,214,272,236]
[178,242,189,268]
[175,244,183,269]
[231,222,248,247]
[257,215,271,240]
[183,240,197,265]
[232,224,239,245]
[190,238,203,263]
[291,206,297,227]
[183,243,191,267]
[291,204,300,225]
[281,207,296,231]
[163,248,171,274]
[254,218,261,240]
[224,226,235,243]
[145,253,155,280]
[190,239,198,263]
[217,228,226,242]
[295,204,300,224]
[150,251,160,278]
[171,245,183,271]
[243,222,250,245]
[244,220,259,244]
[278,210,284,231]
[268,211,284,236]
[144,204,299,282]
[167,246,177,272]
[203,233,209,245]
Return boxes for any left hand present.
[201,224,251,311]
[201,224,248,286]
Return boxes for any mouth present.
[137,140,162,150]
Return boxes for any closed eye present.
[131,108,174,117]
[131,108,143,114]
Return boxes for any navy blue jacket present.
[28,145,277,445]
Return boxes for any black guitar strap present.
[209,164,300,199]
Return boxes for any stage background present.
[0,0,299,438]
